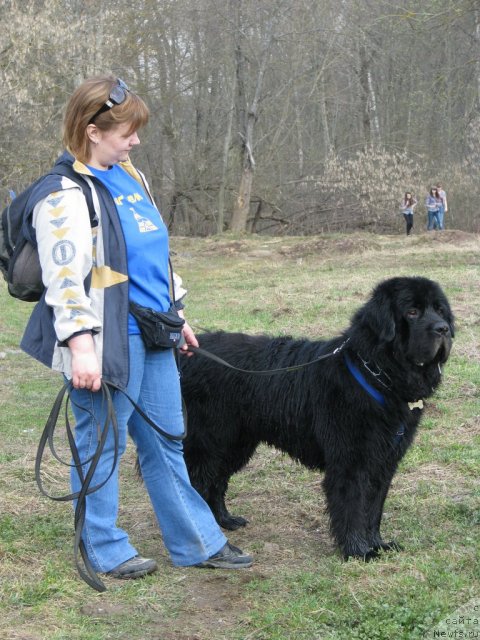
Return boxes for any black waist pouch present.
[129,301,185,350]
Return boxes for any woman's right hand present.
[68,333,102,391]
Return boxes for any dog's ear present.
[352,288,396,343]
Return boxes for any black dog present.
[180,276,454,560]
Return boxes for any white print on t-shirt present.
[130,207,159,233]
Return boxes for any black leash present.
[35,379,187,592]
[187,337,350,375]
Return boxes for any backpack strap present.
[49,163,98,228]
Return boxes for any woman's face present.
[87,122,140,169]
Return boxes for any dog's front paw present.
[344,539,403,561]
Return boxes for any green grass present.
[0,231,479,640]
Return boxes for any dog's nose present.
[433,321,450,336]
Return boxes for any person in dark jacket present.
[22,76,252,581]
[425,186,442,231]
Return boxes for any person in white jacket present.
[436,183,448,230]
[23,76,252,586]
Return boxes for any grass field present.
[0,230,479,640]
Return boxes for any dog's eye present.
[406,308,419,318]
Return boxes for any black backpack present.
[0,163,96,302]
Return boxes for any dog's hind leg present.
[185,463,248,530]
[205,438,264,530]
[207,478,248,531]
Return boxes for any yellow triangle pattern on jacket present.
[91,265,128,289]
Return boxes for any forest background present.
[1,0,480,236]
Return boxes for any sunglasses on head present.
[88,78,129,125]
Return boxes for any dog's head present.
[351,276,454,367]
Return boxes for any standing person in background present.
[425,186,441,231]
[436,183,447,230]
[399,191,417,236]
[20,76,253,584]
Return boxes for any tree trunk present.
[217,72,236,234]
[233,167,254,232]
[230,10,274,233]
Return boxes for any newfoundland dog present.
[180,276,454,560]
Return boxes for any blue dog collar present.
[344,353,386,406]
[344,353,409,448]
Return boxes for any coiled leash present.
[35,379,187,592]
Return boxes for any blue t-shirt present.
[88,164,171,334]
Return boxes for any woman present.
[425,186,442,231]
[399,191,417,235]
[436,182,447,230]
[21,76,252,581]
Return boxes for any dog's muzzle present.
[407,318,452,367]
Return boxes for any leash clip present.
[333,337,350,355]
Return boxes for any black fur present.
[180,277,454,560]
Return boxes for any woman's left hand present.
[177,311,199,356]
[180,321,199,356]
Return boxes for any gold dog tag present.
[408,399,424,410]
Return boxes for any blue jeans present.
[69,335,227,572]
[437,205,445,229]
[427,209,440,230]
